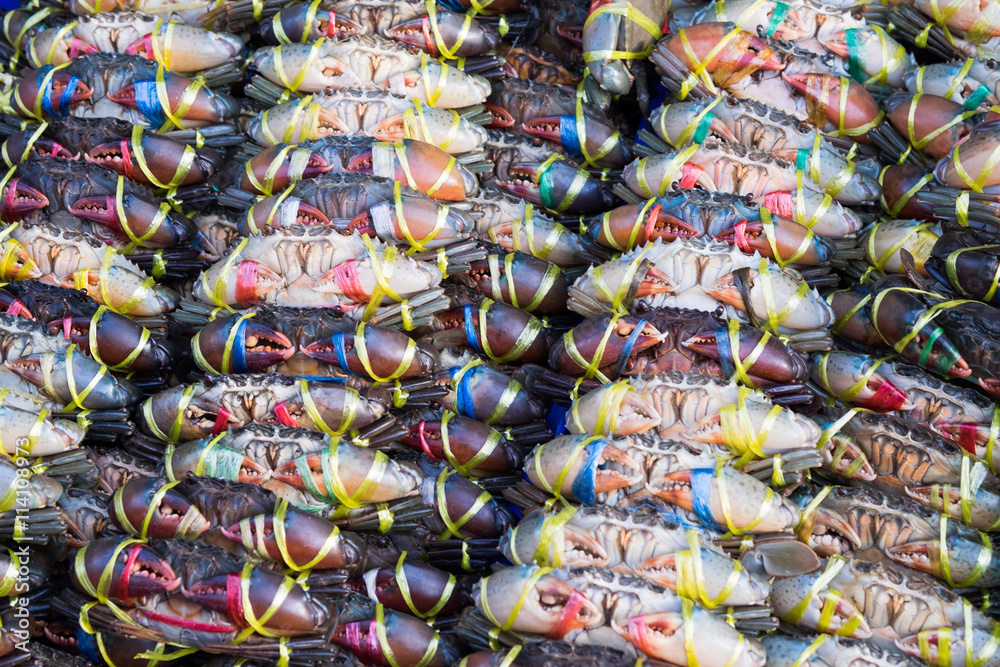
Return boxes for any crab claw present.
[0,238,40,281]
[526,435,643,502]
[47,310,179,373]
[347,139,478,201]
[273,441,423,503]
[191,315,294,374]
[686,400,821,454]
[935,123,1000,192]
[652,467,801,533]
[332,609,460,667]
[820,433,876,481]
[898,626,997,667]
[237,145,331,195]
[473,565,602,637]
[260,5,365,44]
[887,539,1000,587]
[400,413,523,476]
[382,64,491,108]
[638,550,771,606]
[0,178,49,221]
[386,11,501,57]
[1,131,74,163]
[303,323,435,380]
[317,250,441,306]
[715,217,835,266]
[590,199,700,251]
[869,287,971,379]
[184,568,329,637]
[124,24,243,73]
[222,509,368,572]
[7,351,142,409]
[799,506,863,556]
[682,324,807,385]
[500,508,610,567]
[166,439,269,485]
[550,313,663,376]
[772,565,872,637]
[483,103,515,129]
[252,44,359,92]
[658,23,784,86]
[249,101,352,147]
[0,288,33,318]
[523,116,633,166]
[109,72,239,127]
[109,476,209,540]
[71,538,180,604]
[707,266,834,332]
[348,195,472,248]
[372,108,488,154]
[905,485,1000,532]
[495,160,618,214]
[434,469,513,538]
[619,611,766,667]
[13,68,92,119]
[357,561,469,617]
[567,382,659,435]
[193,259,283,308]
[782,73,881,142]
[242,195,330,235]
[885,94,974,160]
[86,132,222,187]
[26,31,98,67]
[465,252,569,314]
[446,362,548,425]
[809,351,912,411]
[878,164,937,220]
[69,193,196,248]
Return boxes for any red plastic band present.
[863,379,908,412]
[3,178,19,218]
[5,299,28,317]
[734,219,751,253]
[417,420,439,460]
[274,401,298,427]
[332,260,368,303]
[679,163,703,189]
[644,204,661,244]
[325,11,338,37]
[225,572,245,628]
[235,261,259,305]
[62,316,72,340]
[211,407,230,436]
[119,138,136,181]
[142,610,236,633]
[548,589,588,639]
[762,191,794,219]
[117,543,141,606]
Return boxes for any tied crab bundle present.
[6,0,1000,666]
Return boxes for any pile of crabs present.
[1,0,1000,665]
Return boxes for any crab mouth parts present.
[244,323,295,363]
[5,358,43,385]
[885,543,933,571]
[596,446,642,490]
[564,535,609,565]
[51,79,93,105]
[70,195,121,224]
[495,165,542,200]
[523,117,563,143]
[483,104,515,129]
[291,202,330,225]
[120,546,181,595]
[636,266,676,296]
[556,26,584,46]
[87,141,132,166]
[3,180,49,217]
[808,526,853,556]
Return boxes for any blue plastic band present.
[133,80,167,128]
[464,304,482,353]
[796,149,810,171]
[570,439,607,505]
[77,627,101,666]
[689,467,724,532]
[560,115,581,157]
[451,365,478,417]
[38,67,78,118]
[231,317,248,373]
[614,318,647,378]
[714,326,736,379]
[329,331,356,375]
